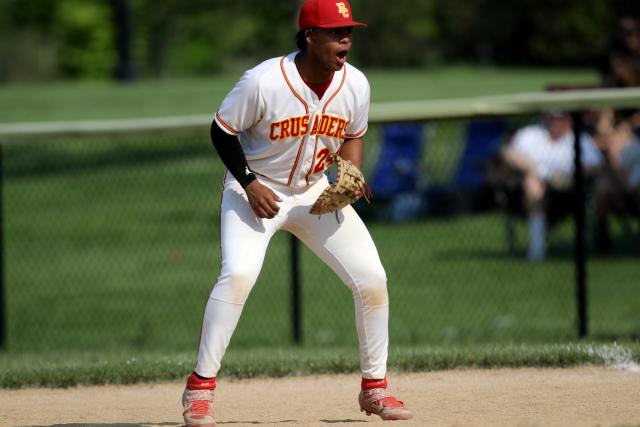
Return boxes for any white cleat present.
[359,387,413,421]
[182,388,216,427]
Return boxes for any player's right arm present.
[210,122,281,219]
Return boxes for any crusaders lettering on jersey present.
[270,114,348,141]
[311,114,348,139]
[270,115,310,141]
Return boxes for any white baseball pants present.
[195,173,389,379]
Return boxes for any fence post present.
[0,144,5,350]
[290,234,302,344]
[572,111,588,338]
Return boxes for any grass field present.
[1,67,638,387]
[0,66,599,123]
[1,343,639,388]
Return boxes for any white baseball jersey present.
[214,52,370,188]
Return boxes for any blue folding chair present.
[370,123,424,198]
[453,119,506,190]
[422,119,506,217]
[367,123,425,222]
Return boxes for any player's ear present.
[304,28,314,45]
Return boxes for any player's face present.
[308,27,353,72]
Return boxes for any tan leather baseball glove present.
[309,153,372,218]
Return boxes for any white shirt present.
[214,52,370,188]
[512,125,603,179]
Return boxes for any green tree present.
[2,0,639,81]
[350,0,438,67]
[55,0,114,78]
[0,0,58,81]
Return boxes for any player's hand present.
[244,180,282,219]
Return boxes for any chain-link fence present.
[1,110,639,353]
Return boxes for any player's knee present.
[356,269,388,307]
[211,271,255,304]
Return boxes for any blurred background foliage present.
[0,0,639,81]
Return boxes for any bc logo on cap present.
[336,2,350,18]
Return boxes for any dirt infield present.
[2,367,639,426]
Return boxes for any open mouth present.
[336,49,349,64]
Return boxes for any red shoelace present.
[191,399,211,414]
[381,395,405,408]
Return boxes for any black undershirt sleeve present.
[210,120,257,189]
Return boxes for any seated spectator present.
[601,17,640,88]
[593,17,640,251]
[502,111,603,261]
[593,109,640,252]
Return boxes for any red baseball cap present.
[298,0,367,30]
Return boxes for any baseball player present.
[182,0,412,424]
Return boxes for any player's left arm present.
[338,137,364,169]
[340,72,369,169]
[339,137,370,199]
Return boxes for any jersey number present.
[313,148,334,173]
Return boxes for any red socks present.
[361,377,387,390]
[187,372,216,390]
[187,373,384,391]
[188,373,385,391]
